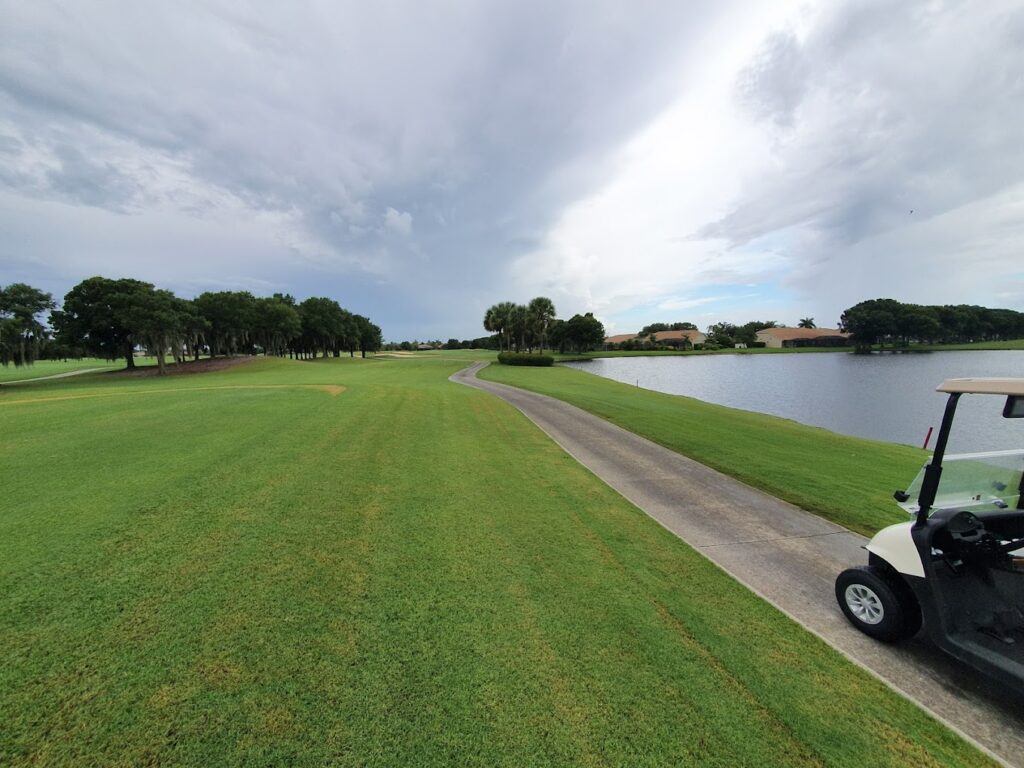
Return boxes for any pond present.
[562,351,1024,453]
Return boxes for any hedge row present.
[497,352,554,366]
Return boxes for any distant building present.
[755,327,850,348]
[605,330,707,349]
[650,330,706,347]
[604,333,640,345]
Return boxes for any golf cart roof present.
[937,378,1024,396]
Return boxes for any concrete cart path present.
[0,367,106,386]
[452,361,1024,768]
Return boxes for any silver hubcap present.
[845,584,884,625]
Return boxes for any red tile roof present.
[755,327,848,340]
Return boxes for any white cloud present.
[657,294,758,312]
[513,0,1024,334]
[384,207,413,236]
[705,0,1024,314]
[0,0,725,337]
[511,0,800,324]
[1,0,1022,339]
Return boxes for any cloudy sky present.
[2,1,1022,340]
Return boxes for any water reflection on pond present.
[562,351,1024,453]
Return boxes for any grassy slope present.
[0,357,987,766]
[910,339,1024,351]
[479,363,926,536]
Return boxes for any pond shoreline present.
[562,349,1024,453]
[556,338,1024,362]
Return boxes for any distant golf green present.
[479,362,926,536]
[0,357,988,766]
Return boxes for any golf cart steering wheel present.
[947,511,1024,557]
[946,511,986,545]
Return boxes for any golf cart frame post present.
[914,392,961,527]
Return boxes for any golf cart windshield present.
[898,449,1024,516]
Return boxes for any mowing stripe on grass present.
[0,383,345,406]
[0,356,996,766]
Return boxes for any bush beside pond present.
[497,352,554,366]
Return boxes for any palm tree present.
[483,306,498,349]
[798,317,816,329]
[528,296,556,353]
[493,301,516,352]
[509,304,529,351]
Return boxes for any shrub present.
[497,352,554,366]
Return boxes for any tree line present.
[0,277,381,374]
[483,298,606,354]
[839,299,1024,352]
[638,321,699,335]
[0,283,54,367]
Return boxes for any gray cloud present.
[0,0,721,338]
[736,30,808,127]
[2,1,1022,339]
[45,144,143,211]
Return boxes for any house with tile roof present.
[755,327,850,348]
[605,329,707,349]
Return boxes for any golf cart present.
[836,378,1024,694]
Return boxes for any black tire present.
[835,565,919,642]
[890,574,923,639]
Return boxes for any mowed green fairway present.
[0,358,988,766]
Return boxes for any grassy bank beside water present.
[479,362,926,536]
[0,356,987,766]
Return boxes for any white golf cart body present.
[836,378,1024,695]
[868,448,1024,578]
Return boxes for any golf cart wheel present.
[835,566,918,642]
